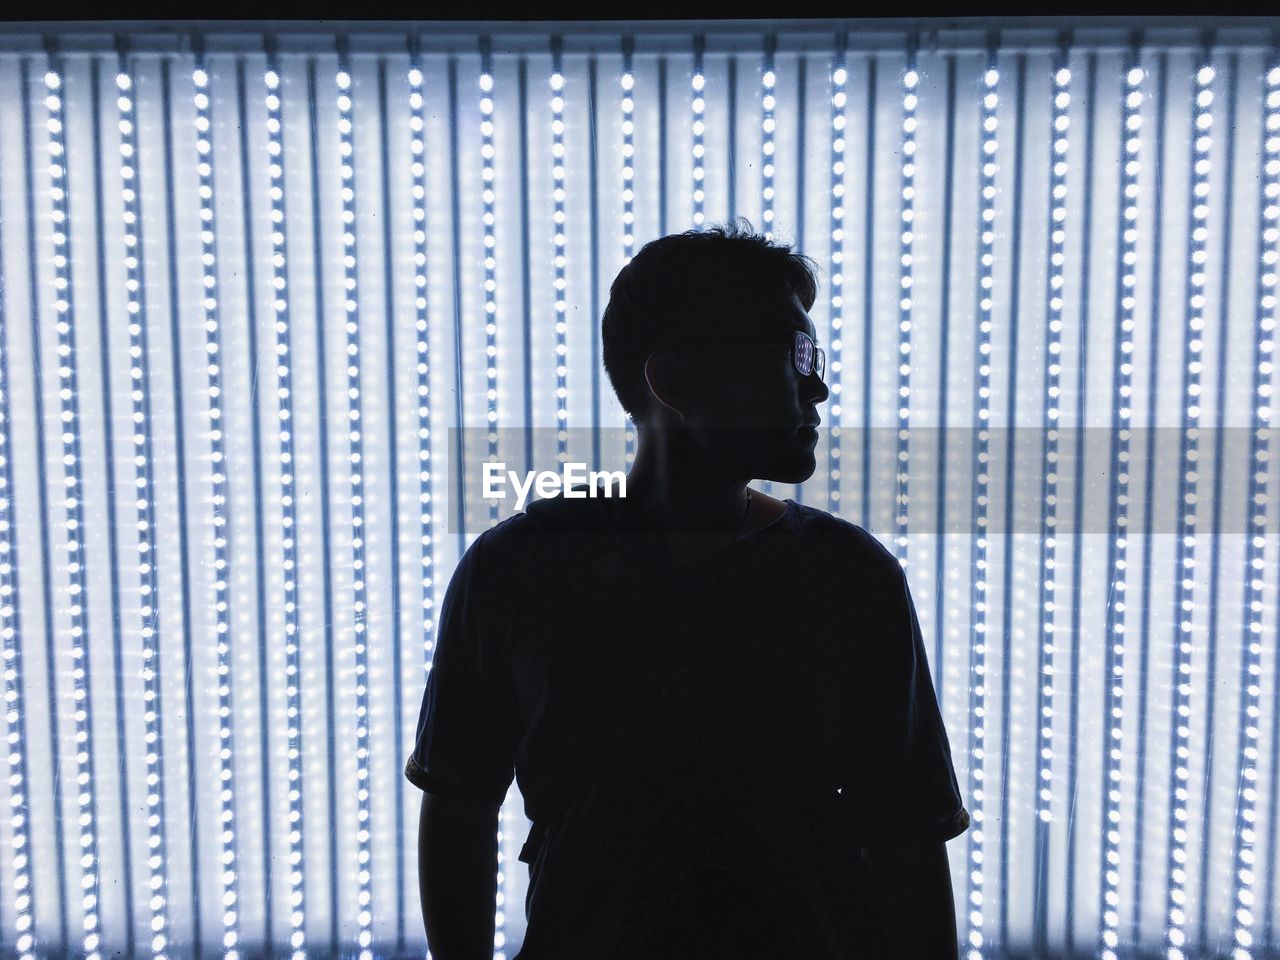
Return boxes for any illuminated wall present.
[0,19,1276,960]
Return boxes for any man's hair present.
[601,218,819,423]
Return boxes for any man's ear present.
[643,350,689,421]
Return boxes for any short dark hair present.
[601,218,819,423]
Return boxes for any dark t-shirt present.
[405,486,970,959]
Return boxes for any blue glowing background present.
[0,19,1276,960]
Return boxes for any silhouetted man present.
[408,221,970,959]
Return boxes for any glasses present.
[665,329,826,382]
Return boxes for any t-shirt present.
[405,484,970,959]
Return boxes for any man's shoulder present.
[787,503,905,582]
[466,508,550,564]
[465,493,607,570]
[788,502,892,551]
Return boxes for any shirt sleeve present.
[840,535,970,854]
[404,528,518,807]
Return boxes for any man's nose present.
[805,373,830,405]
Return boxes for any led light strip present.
[620,50,636,266]
[263,57,308,960]
[43,58,105,960]
[621,42,637,467]
[114,52,175,959]
[692,39,706,229]
[760,39,778,499]
[894,59,918,563]
[1225,58,1278,960]
[1,67,33,960]
[476,53,508,948]
[478,58,501,529]
[190,56,243,960]
[1034,59,1071,833]
[405,57,440,916]
[1163,57,1214,960]
[1097,56,1144,960]
[333,61,376,960]
[827,51,847,516]
[550,50,570,475]
[965,56,1000,960]
[761,42,776,240]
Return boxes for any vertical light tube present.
[1225,57,1278,960]
[620,41,637,468]
[114,53,173,960]
[1163,55,1215,960]
[691,38,706,229]
[550,48,569,474]
[404,55,440,930]
[190,54,243,960]
[479,53,500,525]
[1032,57,1071,926]
[827,47,848,517]
[965,55,1000,960]
[1,65,34,960]
[333,60,375,960]
[620,49,636,265]
[761,39,776,240]
[44,57,105,960]
[475,51,507,949]
[894,56,919,563]
[1097,55,1144,960]
[759,36,778,500]
[1127,50,1168,944]
[263,56,308,960]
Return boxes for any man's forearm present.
[862,840,960,960]
[418,792,501,960]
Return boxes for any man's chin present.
[757,449,818,485]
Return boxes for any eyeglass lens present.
[793,331,825,381]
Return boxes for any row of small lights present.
[334,62,377,960]
[0,255,27,946]
[893,61,919,562]
[692,42,706,228]
[1,62,33,960]
[1033,59,1072,835]
[474,56,509,953]
[759,45,778,500]
[760,49,776,240]
[1164,58,1215,960]
[1027,50,1071,955]
[621,47,637,467]
[966,58,1001,960]
[1229,59,1279,960]
[551,53,571,482]
[477,58,502,548]
[405,56,441,958]
[190,56,244,960]
[115,56,174,960]
[827,55,847,516]
[44,60,105,960]
[262,58,309,960]
[1098,55,1145,960]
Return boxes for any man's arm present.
[861,838,960,960]
[417,791,501,960]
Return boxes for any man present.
[407,221,970,959]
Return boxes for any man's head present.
[601,219,830,485]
